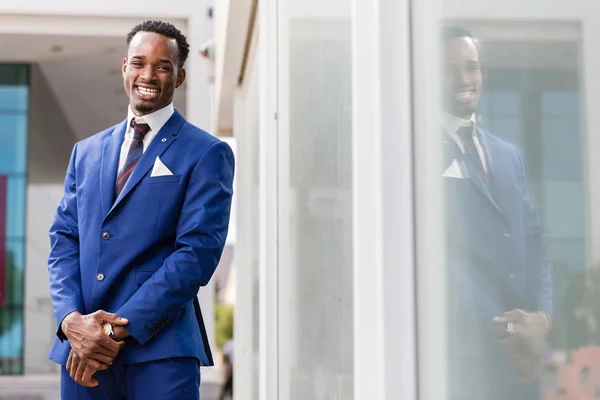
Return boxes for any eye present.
[131,61,143,67]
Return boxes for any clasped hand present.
[62,310,129,387]
[493,309,550,382]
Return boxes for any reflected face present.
[122,31,186,116]
[443,36,482,118]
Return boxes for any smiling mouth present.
[136,86,160,99]
[454,89,475,102]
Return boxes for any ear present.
[122,58,128,76]
[176,68,186,88]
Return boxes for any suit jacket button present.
[509,273,516,280]
[96,273,105,282]
[101,232,111,240]
[148,329,154,335]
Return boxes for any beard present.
[134,102,155,115]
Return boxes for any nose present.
[450,66,470,85]
[140,65,157,82]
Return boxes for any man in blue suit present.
[441,25,553,399]
[47,20,234,399]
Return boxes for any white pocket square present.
[442,159,465,179]
[151,156,173,177]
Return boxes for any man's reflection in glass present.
[441,25,553,400]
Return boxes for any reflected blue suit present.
[443,128,552,399]
[47,110,234,399]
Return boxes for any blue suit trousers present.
[60,357,200,400]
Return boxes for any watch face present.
[102,323,114,337]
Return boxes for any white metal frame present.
[258,0,280,399]
[274,0,292,397]
[351,0,423,398]
[233,17,260,398]
[410,0,447,398]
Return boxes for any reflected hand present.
[493,309,550,382]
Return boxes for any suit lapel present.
[443,129,508,220]
[459,156,506,219]
[106,110,186,218]
[100,120,127,219]
[478,129,511,218]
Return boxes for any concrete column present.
[186,7,219,384]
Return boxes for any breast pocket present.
[142,175,182,184]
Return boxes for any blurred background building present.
[0,0,599,399]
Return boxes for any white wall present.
[24,184,63,374]
[0,0,201,17]
[28,65,77,184]
[24,65,79,373]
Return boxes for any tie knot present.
[130,119,151,140]
[457,122,476,152]
[457,121,474,138]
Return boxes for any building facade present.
[215,0,600,399]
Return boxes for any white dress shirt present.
[118,103,175,172]
[443,113,488,174]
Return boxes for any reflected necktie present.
[115,119,151,197]
[458,125,489,186]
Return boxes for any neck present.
[130,103,171,118]
[446,111,474,121]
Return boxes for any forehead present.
[128,31,178,59]
[444,36,479,63]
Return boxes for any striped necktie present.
[115,119,151,197]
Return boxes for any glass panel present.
[423,20,587,399]
[0,114,28,174]
[278,2,354,399]
[0,87,28,112]
[0,239,25,375]
[0,64,28,375]
[6,177,26,239]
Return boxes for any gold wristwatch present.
[102,322,121,342]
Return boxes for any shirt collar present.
[127,103,175,134]
[443,112,475,136]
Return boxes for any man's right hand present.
[61,310,128,368]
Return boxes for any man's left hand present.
[493,309,550,381]
[66,350,100,388]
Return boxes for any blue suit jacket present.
[48,110,234,367]
[443,128,552,364]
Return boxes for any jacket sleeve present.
[116,140,235,345]
[517,149,553,318]
[48,143,84,341]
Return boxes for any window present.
[0,64,29,375]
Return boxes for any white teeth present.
[138,87,159,94]
[455,90,472,99]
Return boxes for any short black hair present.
[441,24,482,60]
[127,20,190,68]
[442,25,474,42]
